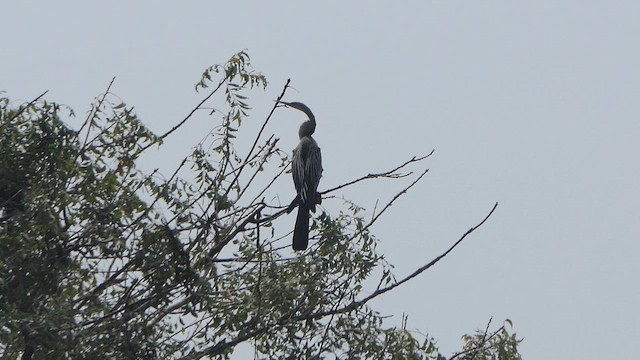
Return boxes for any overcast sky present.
[3,1,639,358]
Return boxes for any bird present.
[279,101,323,250]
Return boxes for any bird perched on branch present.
[279,101,323,250]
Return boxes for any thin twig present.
[4,90,49,125]
[222,79,291,200]
[208,204,266,257]
[295,202,498,320]
[358,168,429,237]
[321,151,434,195]
[79,77,115,138]
[137,76,228,154]
[449,318,506,360]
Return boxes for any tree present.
[0,52,522,359]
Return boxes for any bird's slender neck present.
[298,116,316,139]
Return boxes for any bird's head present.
[277,101,315,122]
[278,100,304,109]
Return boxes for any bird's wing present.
[292,139,322,210]
[292,146,304,193]
[303,146,322,210]
[306,146,322,193]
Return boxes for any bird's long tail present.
[293,206,309,250]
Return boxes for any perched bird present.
[280,101,323,250]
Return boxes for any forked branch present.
[320,150,434,196]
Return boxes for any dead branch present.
[4,90,49,124]
[297,202,498,320]
[320,150,434,196]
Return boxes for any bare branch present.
[297,202,498,320]
[4,90,49,125]
[138,76,228,154]
[357,168,429,237]
[78,77,115,140]
[223,79,291,199]
[321,151,434,195]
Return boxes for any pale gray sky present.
[3,1,639,358]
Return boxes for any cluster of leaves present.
[453,320,523,360]
[0,52,522,359]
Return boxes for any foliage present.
[453,320,523,360]
[0,52,522,359]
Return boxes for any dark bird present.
[280,101,323,250]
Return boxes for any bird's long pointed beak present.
[275,100,291,108]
